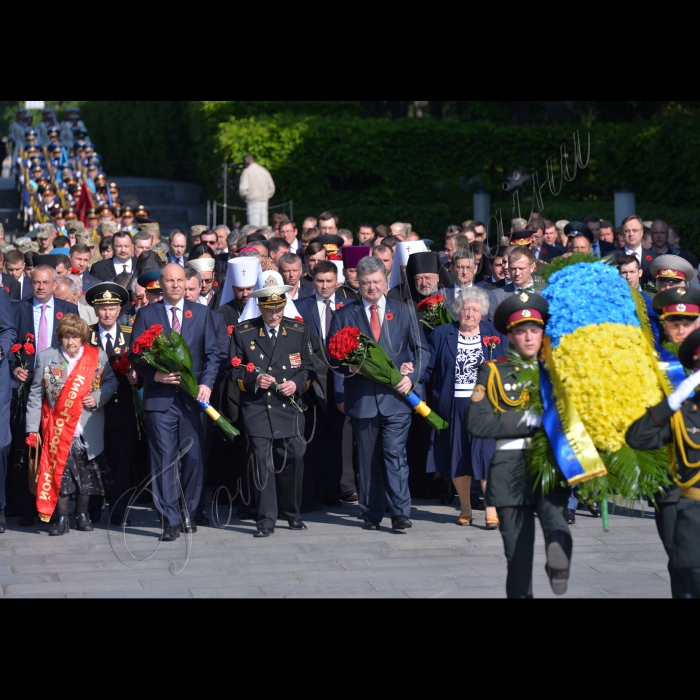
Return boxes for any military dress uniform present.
[84,283,138,524]
[467,293,572,598]
[626,326,700,598]
[229,295,315,536]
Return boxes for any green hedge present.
[75,102,700,248]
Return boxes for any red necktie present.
[170,307,181,334]
[370,304,381,342]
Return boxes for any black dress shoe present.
[545,535,571,595]
[0,511,6,534]
[340,492,358,503]
[75,513,94,532]
[363,520,380,530]
[288,520,307,530]
[194,513,209,525]
[181,517,197,534]
[391,515,413,530]
[254,527,274,537]
[564,508,576,525]
[588,502,601,518]
[19,515,34,527]
[49,515,70,536]
[160,526,180,541]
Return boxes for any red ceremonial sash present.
[35,344,99,522]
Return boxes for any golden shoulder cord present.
[486,362,529,413]
[670,412,700,487]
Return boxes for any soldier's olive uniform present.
[468,358,572,598]
[626,396,700,598]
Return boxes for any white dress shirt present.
[624,246,642,265]
[166,298,184,331]
[33,295,55,343]
[114,257,133,275]
[315,293,336,340]
[98,324,117,349]
[362,294,386,326]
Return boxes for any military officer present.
[229,284,316,537]
[467,293,572,598]
[627,327,700,598]
[84,282,138,525]
[652,287,700,351]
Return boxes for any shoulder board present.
[119,325,132,333]
[238,323,257,334]
[284,320,305,332]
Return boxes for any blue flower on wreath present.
[542,262,639,347]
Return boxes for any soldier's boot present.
[545,530,572,595]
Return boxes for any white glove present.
[668,370,700,412]
[524,411,542,428]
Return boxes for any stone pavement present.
[0,498,670,598]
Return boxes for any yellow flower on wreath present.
[551,323,664,452]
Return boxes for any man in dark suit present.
[166,231,187,267]
[583,216,616,257]
[91,231,137,281]
[0,271,20,301]
[4,250,33,300]
[68,242,98,291]
[612,215,659,286]
[84,282,137,525]
[476,246,508,290]
[278,253,314,301]
[129,263,225,541]
[0,288,16,533]
[328,255,429,531]
[229,285,316,537]
[487,245,538,323]
[296,261,356,506]
[9,262,79,526]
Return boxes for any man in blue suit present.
[10,262,79,526]
[0,288,16,533]
[328,256,429,531]
[129,263,225,542]
[69,242,98,292]
[296,261,357,506]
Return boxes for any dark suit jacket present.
[128,299,224,413]
[10,296,79,389]
[422,320,507,421]
[17,275,33,300]
[537,245,565,263]
[328,296,429,419]
[292,283,314,300]
[0,274,20,301]
[593,240,616,256]
[0,288,16,405]
[613,248,659,285]
[91,257,138,282]
[79,270,99,291]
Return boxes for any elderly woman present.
[423,287,507,528]
[25,314,118,536]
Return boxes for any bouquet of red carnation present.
[132,324,240,440]
[328,326,448,432]
[12,332,36,421]
[417,293,455,330]
[111,354,146,438]
[482,335,501,360]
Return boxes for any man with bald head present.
[390,222,408,242]
[129,263,225,541]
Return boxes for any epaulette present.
[119,325,132,333]
[285,319,305,332]
[238,322,256,334]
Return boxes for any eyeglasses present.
[623,228,642,234]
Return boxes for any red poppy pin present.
[4,286,9,293]
[645,255,652,261]
[184,310,193,319]
[337,302,344,309]
[55,312,63,320]
[214,281,219,287]
[385,311,394,321]
[541,248,547,254]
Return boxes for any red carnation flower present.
[25,434,38,448]
[328,326,361,361]
[184,310,193,319]
[11,343,22,354]
[245,363,255,373]
[23,342,35,355]
[71,266,80,275]
[434,294,445,303]
[26,333,35,341]
[231,357,242,367]
[55,312,63,320]
[295,316,304,322]
[132,341,142,354]
[227,325,234,336]
[385,311,394,321]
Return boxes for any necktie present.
[170,307,181,334]
[37,304,48,354]
[370,304,381,342]
[323,299,332,338]
[104,333,113,356]
[122,263,127,274]
[270,327,277,346]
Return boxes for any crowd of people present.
[1,113,700,598]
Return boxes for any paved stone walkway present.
[0,498,669,598]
